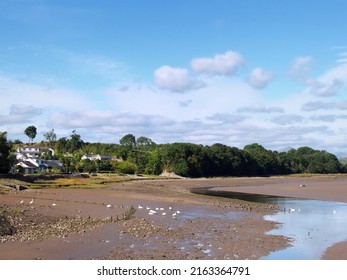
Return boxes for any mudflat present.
[0,175,346,260]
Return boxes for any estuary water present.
[191,187,347,259]
[262,198,347,259]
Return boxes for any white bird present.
[106,204,112,208]
[162,212,166,216]
[29,198,34,204]
[138,204,143,209]
[169,206,172,210]
[52,203,56,206]
[159,208,165,211]
[333,209,337,214]
[20,200,24,204]
[146,206,151,210]
[172,212,177,217]
[176,210,181,214]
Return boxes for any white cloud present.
[289,56,314,82]
[191,50,244,75]
[206,113,247,124]
[309,78,343,97]
[0,104,42,125]
[153,65,204,92]
[50,110,175,129]
[289,55,346,97]
[301,100,347,111]
[271,114,305,125]
[247,67,275,89]
[237,104,284,113]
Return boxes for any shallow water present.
[262,198,347,259]
[192,187,347,259]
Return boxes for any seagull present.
[29,198,34,204]
[172,212,177,217]
[20,200,24,204]
[176,210,181,214]
[138,205,143,209]
[162,212,166,216]
[146,206,151,210]
[106,204,112,208]
[52,203,56,206]
[159,208,165,211]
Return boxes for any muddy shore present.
[1,175,346,260]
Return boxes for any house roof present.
[45,160,64,169]
[16,161,38,169]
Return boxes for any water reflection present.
[191,187,347,259]
[262,198,347,259]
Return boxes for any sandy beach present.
[1,175,347,260]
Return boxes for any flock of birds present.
[18,199,180,216]
[106,204,181,218]
[137,204,181,218]
[106,203,181,218]
[19,198,56,207]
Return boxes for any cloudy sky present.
[1,0,347,156]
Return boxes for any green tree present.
[66,130,83,153]
[119,134,136,159]
[0,132,11,173]
[24,125,37,143]
[43,129,57,143]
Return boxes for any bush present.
[113,161,137,174]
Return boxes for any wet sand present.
[1,175,347,260]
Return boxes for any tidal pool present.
[262,198,347,259]
[191,187,347,259]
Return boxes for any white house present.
[14,158,63,174]
[16,146,55,159]
[81,154,112,161]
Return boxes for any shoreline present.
[1,175,347,259]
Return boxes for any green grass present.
[22,173,137,189]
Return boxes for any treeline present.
[1,131,346,176]
[54,133,345,176]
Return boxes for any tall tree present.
[0,132,10,173]
[24,125,37,143]
[43,129,57,144]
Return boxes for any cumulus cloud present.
[309,114,347,124]
[247,67,275,89]
[237,105,284,113]
[271,114,305,125]
[0,104,42,125]
[289,56,314,82]
[153,65,204,92]
[301,100,347,111]
[190,50,244,75]
[290,55,346,97]
[206,113,247,124]
[50,110,175,129]
[309,79,343,97]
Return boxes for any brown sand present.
[1,175,346,260]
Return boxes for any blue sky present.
[1,0,347,156]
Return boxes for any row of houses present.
[13,146,114,174]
